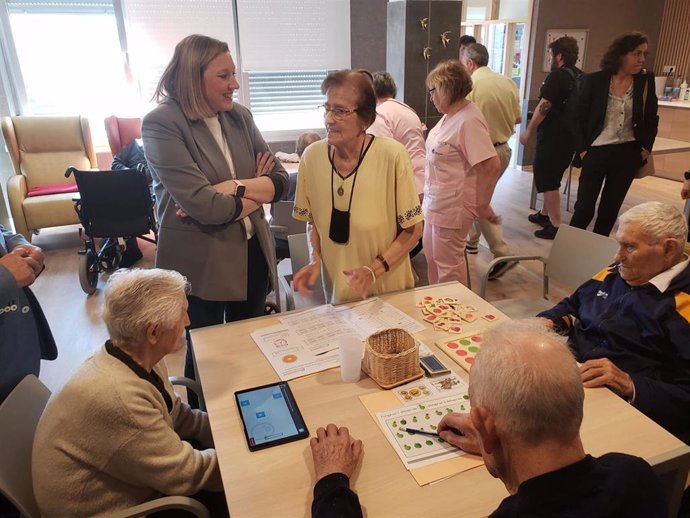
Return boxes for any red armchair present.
[104,116,142,157]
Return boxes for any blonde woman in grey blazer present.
[143,35,288,398]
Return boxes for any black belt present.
[493,141,507,147]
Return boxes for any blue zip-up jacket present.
[0,226,56,403]
[539,262,690,440]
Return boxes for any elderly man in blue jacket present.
[0,224,57,517]
[539,201,690,440]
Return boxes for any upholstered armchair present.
[2,116,97,242]
[104,115,142,157]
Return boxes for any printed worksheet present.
[376,393,471,470]
[250,324,347,381]
[335,297,426,339]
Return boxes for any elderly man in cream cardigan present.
[32,268,225,517]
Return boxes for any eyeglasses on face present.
[428,87,437,98]
[317,104,358,120]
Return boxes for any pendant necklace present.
[330,136,367,197]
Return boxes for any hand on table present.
[343,267,375,300]
[437,413,480,454]
[293,261,321,295]
[310,424,363,481]
[580,358,634,400]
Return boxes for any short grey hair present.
[618,202,687,255]
[295,132,321,157]
[470,319,584,445]
[466,43,489,67]
[103,268,190,348]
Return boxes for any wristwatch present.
[684,170,690,181]
[235,180,246,197]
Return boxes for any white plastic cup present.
[339,335,363,383]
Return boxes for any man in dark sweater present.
[309,320,667,518]
[539,202,690,440]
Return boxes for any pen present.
[401,426,464,437]
[315,348,338,356]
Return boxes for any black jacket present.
[573,70,658,154]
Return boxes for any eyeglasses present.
[317,104,358,121]
[428,87,437,98]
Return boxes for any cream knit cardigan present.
[32,345,223,517]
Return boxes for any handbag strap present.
[641,75,648,121]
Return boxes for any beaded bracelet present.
[376,254,390,272]
[363,265,377,283]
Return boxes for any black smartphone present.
[420,354,451,377]
[234,381,309,451]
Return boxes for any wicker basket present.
[362,328,423,389]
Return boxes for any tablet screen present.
[235,381,309,451]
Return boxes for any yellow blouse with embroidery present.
[293,137,423,304]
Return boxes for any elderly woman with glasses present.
[142,35,288,404]
[424,60,500,286]
[292,70,423,303]
[32,269,227,517]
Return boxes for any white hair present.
[470,319,584,445]
[618,202,687,255]
[102,268,189,348]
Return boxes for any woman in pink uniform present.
[423,60,500,286]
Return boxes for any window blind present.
[7,0,113,14]
[248,70,326,114]
[236,0,350,71]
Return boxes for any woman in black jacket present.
[570,32,658,236]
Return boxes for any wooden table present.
[192,282,690,518]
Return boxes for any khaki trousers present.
[467,142,513,257]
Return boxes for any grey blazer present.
[142,100,288,301]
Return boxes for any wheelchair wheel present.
[79,251,99,295]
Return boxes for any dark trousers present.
[184,235,270,406]
[570,142,642,236]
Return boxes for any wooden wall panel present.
[654,0,690,82]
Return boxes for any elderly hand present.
[437,413,481,454]
[343,267,375,300]
[310,424,363,481]
[293,261,321,295]
[0,252,38,288]
[255,151,275,177]
[11,244,44,275]
[580,358,634,400]
[681,179,690,200]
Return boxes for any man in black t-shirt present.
[520,37,581,239]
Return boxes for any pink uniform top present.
[422,102,496,228]
[368,99,426,194]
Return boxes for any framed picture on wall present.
[543,29,588,72]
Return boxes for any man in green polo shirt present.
[463,43,522,279]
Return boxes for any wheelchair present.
[66,166,158,295]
